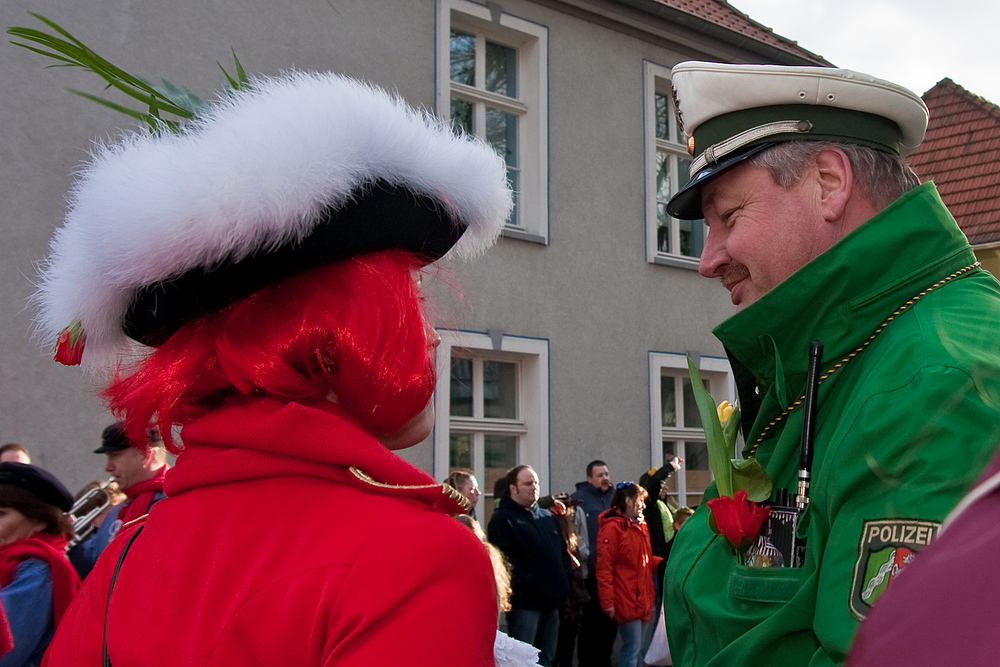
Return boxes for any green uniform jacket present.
[665,183,1000,667]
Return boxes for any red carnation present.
[707,490,770,553]
[53,321,86,366]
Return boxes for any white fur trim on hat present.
[34,71,513,369]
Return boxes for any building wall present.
[973,246,1000,278]
[1,0,779,495]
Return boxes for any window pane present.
[449,433,472,469]
[677,156,692,186]
[449,29,476,86]
[483,361,517,419]
[685,440,709,470]
[661,440,679,502]
[450,357,473,417]
[680,218,706,258]
[655,92,670,141]
[683,440,711,507]
[656,152,673,254]
[682,377,704,429]
[656,151,673,202]
[485,41,517,97]
[485,434,518,469]
[657,219,671,254]
[661,375,677,427]
[507,167,520,227]
[484,434,518,504]
[450,98,473,135]
[486,108,518,169]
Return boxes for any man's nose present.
[698,226,729,278]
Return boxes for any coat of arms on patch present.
[849,519,939,619]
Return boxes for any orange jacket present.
[596,509,662,624]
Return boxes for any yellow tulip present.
[717,400,734,425]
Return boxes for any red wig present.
[104,250,435,453]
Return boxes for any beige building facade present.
[1,0,822,518]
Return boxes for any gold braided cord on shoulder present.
[747,262,981,459]
[348,465,472,511]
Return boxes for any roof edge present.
[616,0,831,66]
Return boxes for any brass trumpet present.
[67,477,117,549]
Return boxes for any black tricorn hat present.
[36,71,513,367]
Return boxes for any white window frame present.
[434,329,550,522]
[644,61,705,269]
[436,0,549,244]
[648,352,735,506]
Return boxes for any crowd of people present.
[0,438,689,667]
[442,460,693,667]
[5,14,1000,667]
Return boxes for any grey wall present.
[1,0,765,494]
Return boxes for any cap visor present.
[665,143,775,220]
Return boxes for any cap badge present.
[671,84,685,137]
[691,119,814,175]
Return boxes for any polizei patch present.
[849,519,939,619]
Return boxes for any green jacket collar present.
[714,182,976,430]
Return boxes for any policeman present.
[663,62,1000,666]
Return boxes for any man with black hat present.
[67,422,168,579]
[662,62,1000,666]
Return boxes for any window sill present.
[502,227,548,245]
[652,254,699,270]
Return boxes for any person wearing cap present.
[66,423,169,579]
[24,61,513,664]
[0,462,81,666]
[662,62,1000,667]
[0,446,30,466]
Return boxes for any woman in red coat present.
[30,65,513,666]
[596,482,662,667]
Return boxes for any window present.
[434,330,549,525]
[644,61,706,268]
[437,0,548,244]
[648,352,734,508]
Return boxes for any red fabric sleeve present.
[595,520,619,614]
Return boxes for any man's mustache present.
[720,263,750,289]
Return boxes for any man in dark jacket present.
[488,465,570,667]
[570,460,616,667]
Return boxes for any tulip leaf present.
[731,458,772,503]
[687,357,732,497]
[8,13,244,134]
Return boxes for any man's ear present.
[812,148,853,222]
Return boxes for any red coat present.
[43,399,498,666]
[595,509,661,624]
